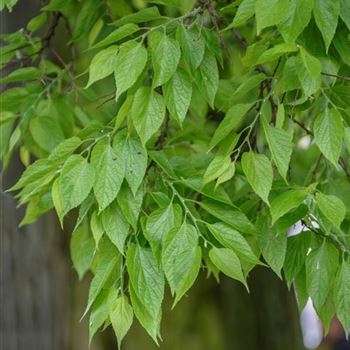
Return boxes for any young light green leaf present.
[313,0,340,51]
[86,46,118,88]
[296,47,322,96]
[316,192,346,229]
[114,41,148,101]
[91,139,124,211]
[278,0,313,42]
[202,154,231,186]
[306,242,339,309]
[113,6,161,26]
[60,155,94,215]
[333,259,350,333]
[270,188,309,224]
[131,87,166,145]
[90,211,104,246]
[216,162,235,187]
[152,32,181,87]
[163,68,192,124]
[177,24,205,70]
[194,49,219,108]
[257,43,298,64]
[126,244,165,317]
[207,222,260,264]
[0,67,41,84]
[314,108,343,167]
[262,120,293,182]
[101,201,130,254]
[255,0,290,34]
[162,223,201,305]
[70,221,95,280]
[209,103,253,150]
[51,178,64,227]
[340,0,350,30]
[209,247,248,289]
[92,23,139,49]
[110,295,134,348]
[242,151,273,204]
[227,0,255,28]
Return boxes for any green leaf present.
[89,289,112,344]
[209,247,248,289]
[207,222,260,264]
[101,201,130,254]
[126,244,164,317]
[202,154,231,186]
[194,49,219,108]
[84,239,120,317]
[306,242,339,309]
[114,41,148,101]
[27,12,47,32]
[270,188,309,224]
[113,6,161,26]
[30,115,65,152]
[209,103,253,150]
[162,223,201,305]
[257,43,298,64]
[60,155,94,215]
[313,108,343,166]
[90,211,104,246]
[316,192,346,229]
[51,178,64,227]
[177,24,205,70]
[131,87,166,145]
[278,0,313,42]
[340,0,350,30]
[86,46,118,88]
[110,295,134,348]
[117,183,143,230]
[0,67,41,84]
[92,23,139,49]
[9,158,54,191]
[70,221,95,280]
[333,259,350,333]
[284,232,311,287]
[129,283,161,343]
[313,0,340,51]
[241,151,273,204]
[216,162,235,187]
[145,203,179,257]
[48,136,82,164]
[262,120,293,182]
[113,133,148,195]
[296,48,322,96]
[163,68,192,124]
[227,0,256,28]
[344,127,350,154]
[257,219,287,278]
[152,32,181,87]
[91,139,124,211]
[200,199,258,235]
[255,0,290,35]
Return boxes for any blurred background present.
[1,2,349,349]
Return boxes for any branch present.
[321,72,350,81]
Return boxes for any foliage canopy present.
[1,0,350,346]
